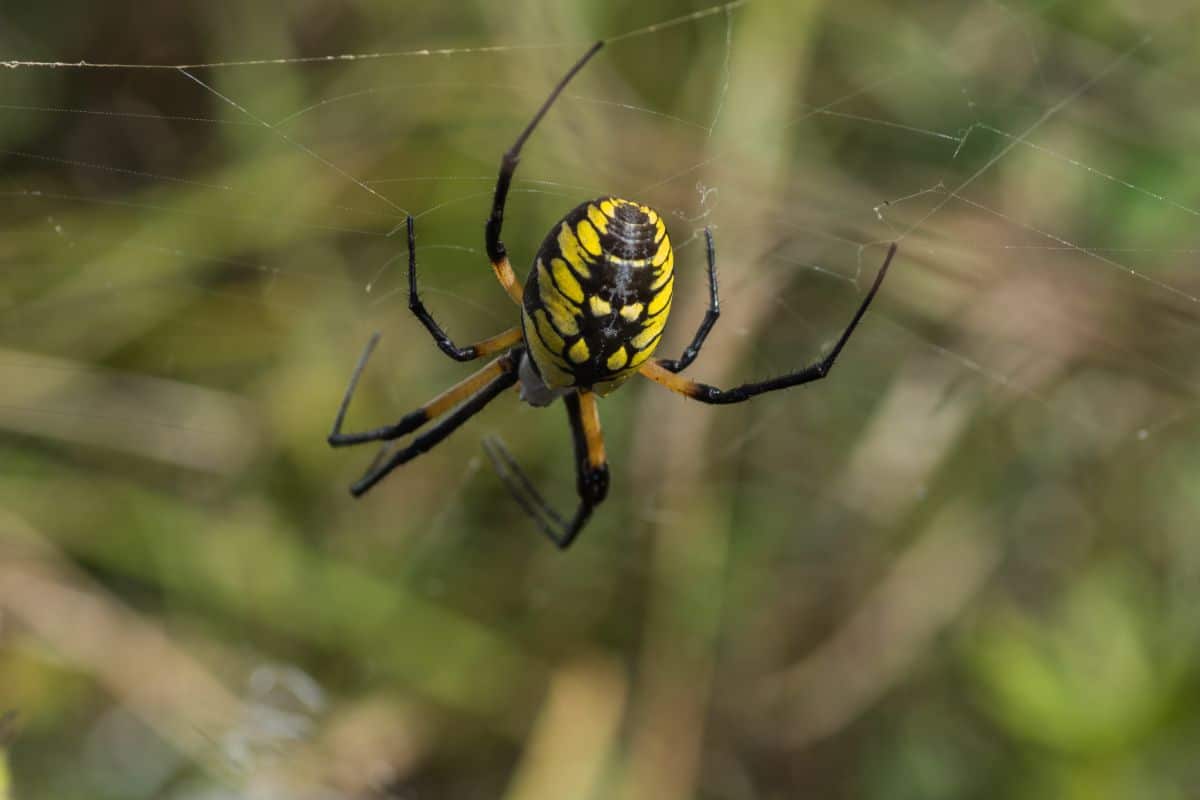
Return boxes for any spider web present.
[2,1,1200,797]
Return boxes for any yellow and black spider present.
[329,41,897,549]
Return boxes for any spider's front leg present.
[404,215,524,361]
[484,41,605,306]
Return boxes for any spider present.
[328,40,897,550]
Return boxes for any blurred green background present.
[2,0,1200,797]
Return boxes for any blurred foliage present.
[2,0,1200,798]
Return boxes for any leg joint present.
[578,463,609,505]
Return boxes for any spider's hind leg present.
[483,390,609,550]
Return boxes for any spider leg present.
[482,437,570,532]
[404,215,524,361]
[328,339,520,449]
[349,364,520,496]
[483,390,609,550]
[485,41,605,305]
[657,227,719,374]
[640,244,897,404]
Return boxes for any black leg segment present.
[485,41,605,265]
[328,342,522,494]
[404,215,525,361]
[483,391,609,550]
[642,243,897,404]
[350,364,520,496]
[658,227,720,374]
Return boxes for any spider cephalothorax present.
[328,41,897,549]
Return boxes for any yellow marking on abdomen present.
[550,257,584,303]
[533,310,565,355]
[628,344,656,369]
[535,349,576,387]
[524,312,575,388]
[631,300,671,349]
[652,237,671,267]
[587,204,609,233]
[647,279,673,316]
[568,338,590,364]
[537,260,581,336]
[619,303,644,321]
[650,252,674,291]
[589,296,612,316]
[576,219,602,256]
[606,348,629,371]
[557,223,592,279]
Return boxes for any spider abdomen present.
[521,197,674,395]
